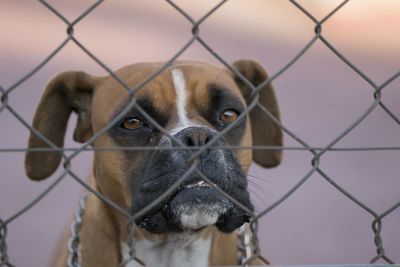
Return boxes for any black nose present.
[174,127,216,147]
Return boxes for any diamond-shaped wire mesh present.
[1,1,399,266]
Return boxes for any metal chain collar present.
[67,195,253,267]
[237,224,252,266]
[67,195,87,267]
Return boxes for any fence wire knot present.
[120,219,146,267]
[0,86,7,114]
[369,218,395,264]
[0,219,14,267]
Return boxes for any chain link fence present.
[1,1,399,266]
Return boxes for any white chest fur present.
[121,234,211,267]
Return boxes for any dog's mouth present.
[132,126,253,234]
[135,180,251,234]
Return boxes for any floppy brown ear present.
[232,59,283,168]
[25,71,99,180]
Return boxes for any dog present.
[25,59,282,267]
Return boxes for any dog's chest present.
[121,235,211,267]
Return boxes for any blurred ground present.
[0,1,399,266]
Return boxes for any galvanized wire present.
[1,1,399,266]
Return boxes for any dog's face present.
[25,60,282,235]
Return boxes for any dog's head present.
[25,60,282,234]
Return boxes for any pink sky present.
[1,0,399,63]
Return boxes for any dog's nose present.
[174,127,216,147]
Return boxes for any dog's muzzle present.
[132,127,253,234]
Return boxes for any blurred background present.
[1,0,399,266]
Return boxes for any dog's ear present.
[25,71,99,180]
[232,59,283,168]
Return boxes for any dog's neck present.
[121,231,211,267]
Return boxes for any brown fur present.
[26,60,282,266]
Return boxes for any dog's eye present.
[121,117,143,130]
[220,109,239,124]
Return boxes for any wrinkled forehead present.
[92,62,243,125]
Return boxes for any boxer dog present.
[25,59,282,267]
